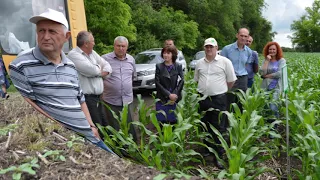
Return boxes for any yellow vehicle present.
[0,0,87,71]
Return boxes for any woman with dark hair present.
[155,45,184,124]
[260,42,286,118]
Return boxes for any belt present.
[84,94,101,98]
[236,75,248,78]
[198,92,226,99]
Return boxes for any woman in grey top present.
[260,42,286,118]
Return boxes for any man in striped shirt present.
[9,9,113,153]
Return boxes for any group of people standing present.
[7,8,286,168]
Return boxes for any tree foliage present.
[84,0,136,54]
[84,0,274,56]
[291,0,320,52]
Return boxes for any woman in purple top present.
[155,46,184,124]
[260,42,286,118]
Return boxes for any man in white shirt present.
[194,38,237,169]
[68,31,112,133]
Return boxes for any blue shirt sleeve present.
[220,47,228,57]
[253,52,259,64]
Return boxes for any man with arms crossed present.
[245,35,259,89]
[194,38,236,169]
[102,36,137,141]
[68,31,112,135]
[9,9,113,153]
[221,28,252,111]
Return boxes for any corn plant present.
[0,158,39,180]
[282,53,320,178]
[290,124,320,179]
[66,135,85,148]
[42,150,66,162]
[99,70,210,177]
[208,87,280,179]
[212,108,274,180]
[0,124,18,136]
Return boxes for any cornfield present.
[101,52,320,179]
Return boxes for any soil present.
[0,93,161,180]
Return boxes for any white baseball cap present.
[29,8,69,29]
[204,38,218,47]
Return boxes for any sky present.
[262,0,314,47]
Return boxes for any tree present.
[129,4,199,54]
[239,0,274,52]
[291,0,320,52]
[84,0,137,54]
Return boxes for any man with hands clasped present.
[194,38,237,169]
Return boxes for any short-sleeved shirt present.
[9,46,99,143]
[246,50,259,79]
[101,52,136,106]
[221,42,252,76]
[194,55,237,96]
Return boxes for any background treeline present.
[84,0,275,58]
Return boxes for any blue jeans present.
[94,140,116,155]
[268,89,280,118]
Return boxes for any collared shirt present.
[9,46,99,143]
[67,47,112,95]
[101,52,136,106]
[194,55,237,96]
[246,50,259,79]
[221,42,252,76]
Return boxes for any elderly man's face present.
[86,34,95,54]
[36,20,70,54]
[204,45,218,58]
[114,40,128,59]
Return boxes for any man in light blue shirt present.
[221,28,252,111]
[221,28,252,91]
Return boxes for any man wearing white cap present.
[9,9,114,154]
[194,37,236,169]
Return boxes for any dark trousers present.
[85,94,107,126]
[103,101,137,141]
[199,93,227,153]
[247,78,254,88]
[227,75,248,112]
[85,94,107,138]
